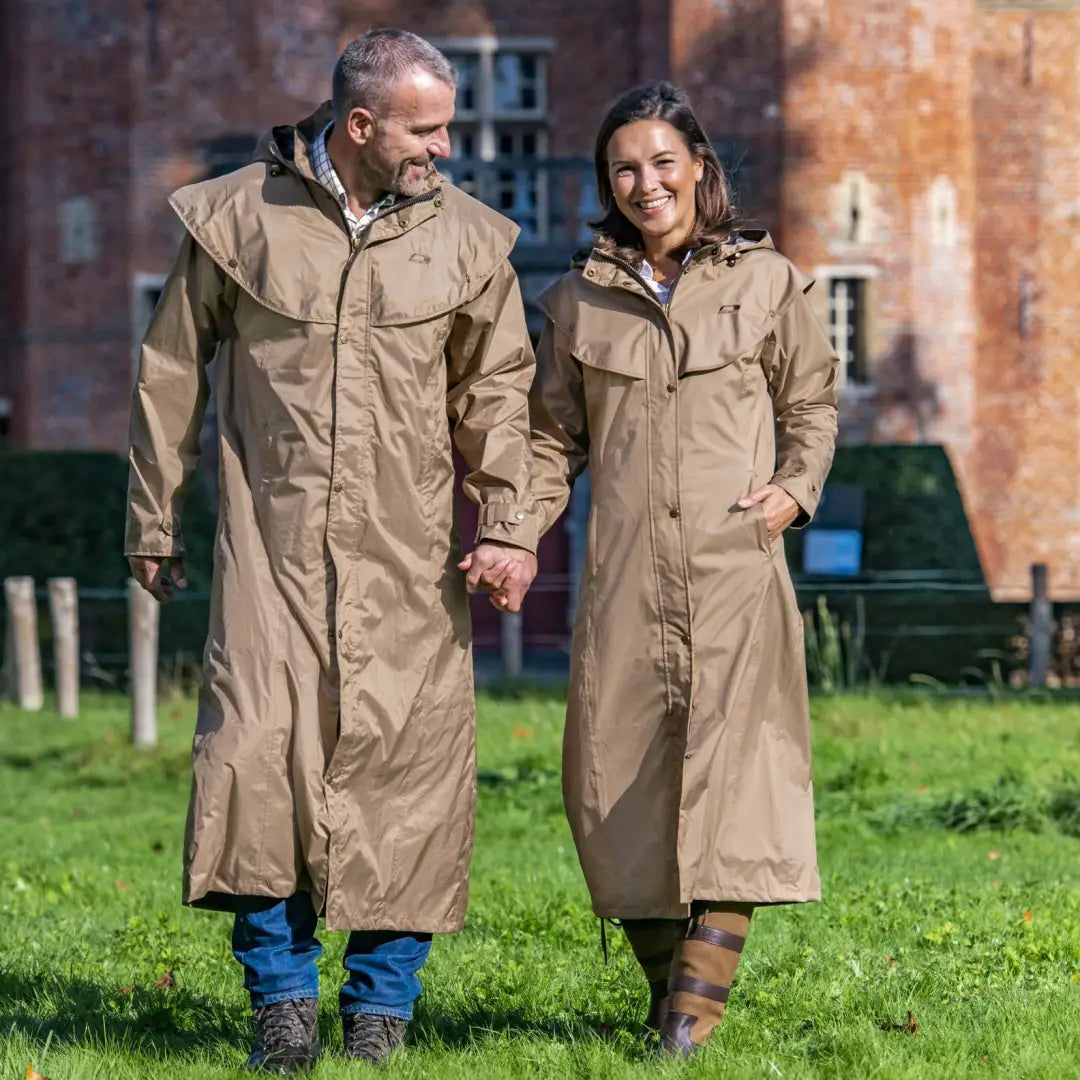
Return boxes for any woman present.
[526,82,839,1056]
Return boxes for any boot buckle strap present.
[669,974,730,1003]
[687,925,746,953]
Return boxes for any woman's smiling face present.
[606,118,704,251]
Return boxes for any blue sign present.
[803,529,863,577]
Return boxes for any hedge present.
[0,451,215,589]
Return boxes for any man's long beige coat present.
[529,233,838,918]
[125,106,537,932]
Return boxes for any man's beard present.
[354,149,435,202]
[389,156,434,198]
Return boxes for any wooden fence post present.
[3,576,43,711]
[501,609,523,682]
[48,578,79,718]
[128,579,159,747]
[1029,563,1052,689]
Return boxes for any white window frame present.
[434,36,553,241]
[435,37,552,156]
[815,264,879,392]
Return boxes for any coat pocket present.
[369,260,484,327]
[681,301,777,377]
[748,502,773,558]
[571,339,647,380]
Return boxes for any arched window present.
[930,176,957,248]
[839,172,869,245]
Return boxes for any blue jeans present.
[231,893,433,1020]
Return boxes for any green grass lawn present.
[2,690,1079,1079]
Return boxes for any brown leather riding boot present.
[621,918,688,1032]
[660,903,753,1056]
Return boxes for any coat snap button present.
[681,633,691,646]
[227,258,238,268]
[585,268,596,278]
[333,481,343,493]
[514,511,525,521]
[669,507,680,519]
[338,332,349,345]
[666,382,677,393]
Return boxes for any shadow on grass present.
[0,968,248,1055]
[410,1005,652,1058]
[0,969,645,1061]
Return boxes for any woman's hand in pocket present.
[737,484,799,541]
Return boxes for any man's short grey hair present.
[332,28,457,121]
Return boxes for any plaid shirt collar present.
[310,123,396,242]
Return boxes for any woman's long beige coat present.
[530,233,838,917]
[125,107,537,932]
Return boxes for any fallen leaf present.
[170,706,181,721]
[988,850,1001,861]
[115,880,128,891]
[154,971,175,990]
[1024,909,1033,924]
[879,1011,918,1036]
[917,784,928,792]
[886,956,897,966]
[26,1067,53,1080]
[115,985,133,999]
[993,880,1001,888]
[511,726,533,739]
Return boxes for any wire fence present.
[1,570,1054,693]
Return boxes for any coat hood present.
[570,229,779,272]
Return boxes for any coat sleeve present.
[766,289,840,527]
[446,259,538,554]
[528,316,589,538]
[125,233,233,558]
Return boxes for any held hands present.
[128,555,187,603]
[737,484,799,541]
[457,542,538,613]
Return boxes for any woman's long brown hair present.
[590,81,737,264]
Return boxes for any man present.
[126,29,537,1073]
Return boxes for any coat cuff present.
[475,502,538,554]
[124,513,186,558]
[770,472,822,529]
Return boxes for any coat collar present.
[255,101,446,241]
[578,229,777,281]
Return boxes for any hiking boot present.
[245,997,319,1074]
[342,1012,409,1063]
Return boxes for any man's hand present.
[458,543,538,613]
[737,484,799,541]
[128,555,187,603]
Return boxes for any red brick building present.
[1,0,1078,602]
